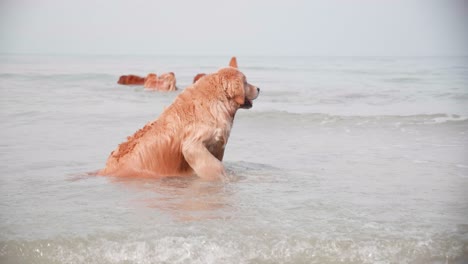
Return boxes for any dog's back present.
[100,83,209,177]
[117,75,146,85]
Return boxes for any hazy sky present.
[0,0,466,56]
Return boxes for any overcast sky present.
[0,0,466,56]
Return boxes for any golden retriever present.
[117,74,146,85]
[144,72,177,91]
[193,73,206,83]
[99,57,260,180]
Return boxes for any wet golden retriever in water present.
[99,57,260,180]
[144,72,177,91]
[192,73,206,83]
[117,74,146,85]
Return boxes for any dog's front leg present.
[182,141,226,181]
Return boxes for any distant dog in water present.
[117,74,146,85]
[116,72,177,91]
[144,72,177,91]
[99,57,260,180]
[193,73,206,83]
[192,57,237,84]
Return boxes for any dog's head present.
[145,73,157,81]
[160,72,175,81]
[219,57,260,109]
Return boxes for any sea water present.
[0,55,467,263]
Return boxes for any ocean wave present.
[0,233,465,264]
[243,66,305,72]
[382,77,422,83]
[242,111,468,126]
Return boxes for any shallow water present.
[0,55,467,263]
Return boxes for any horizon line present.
[1,52,467,58]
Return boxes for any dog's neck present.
[212,99,238,124]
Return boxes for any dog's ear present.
[229,57,238,68]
